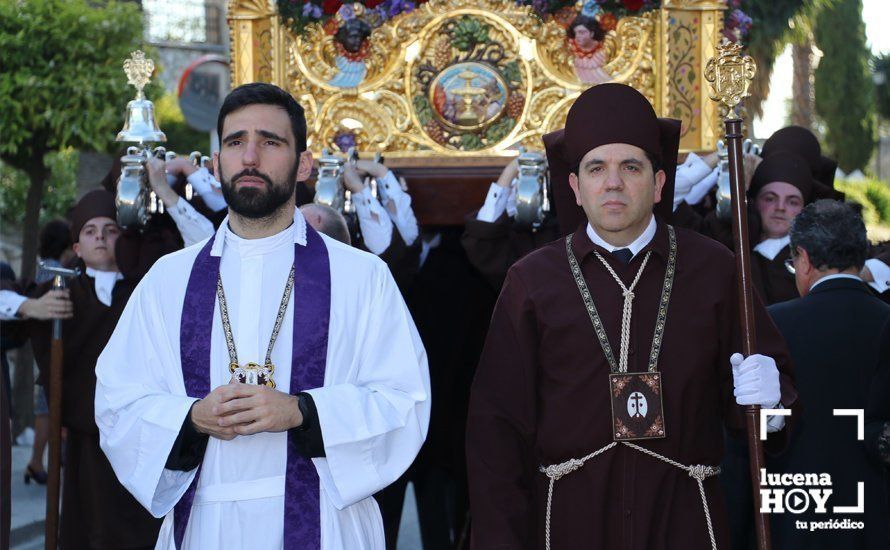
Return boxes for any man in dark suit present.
[767,199,890,549]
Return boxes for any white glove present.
[731,353,781,408]
[673,152,714,209]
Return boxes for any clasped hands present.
[190,382,304,441]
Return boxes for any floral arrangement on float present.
[516,0,658,27]
[277,0,426,35]
[278,0,750,42]
[722,0,752,43]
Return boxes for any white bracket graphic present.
[834,482,865,514]
[759,408,792,440]
[833,409,865,441]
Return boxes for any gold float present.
[227,0,727,158]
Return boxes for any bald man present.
[300,203,351,245]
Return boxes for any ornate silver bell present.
[115,51,166,144]
[116,96,166,143]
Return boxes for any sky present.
[753,0,889,138]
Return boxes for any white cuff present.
[505,178,519,218]
[377,171,419,246]
[674,153,711,209]
[678,152,714,183]
[0,290,28,320]
[865,258,890,294]
[353,187,394,255]
[186,167,216,194]
[476,183,509,223]
[187,167,227,212]
[166,198,215,247]
[683,166,720,207]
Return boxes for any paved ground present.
[10,445,47,549]
[9,444,423,549]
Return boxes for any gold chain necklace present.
[216,265,295,388]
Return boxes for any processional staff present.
[40,263,81,550]
[1,354,11,550]
[704,40,770,550]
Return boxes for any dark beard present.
[220,165,297,219]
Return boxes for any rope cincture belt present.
[538,442,721,550]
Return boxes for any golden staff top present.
[704,40,757,118]
[123,50,155,100]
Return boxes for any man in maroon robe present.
[466,84,799,550]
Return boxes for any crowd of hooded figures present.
[1,81,889,550]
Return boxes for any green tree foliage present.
[836,178,890,226]
[739,0,806,119]
[0,150,78,224]
[154,93,213,155]
[0,0,153,281]
[874,53,890,120]
[814,0,876,172]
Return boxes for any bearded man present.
[95,83,430,549]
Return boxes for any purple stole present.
[175,224,330,549]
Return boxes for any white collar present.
[85,266,123,280]
[753,235,791,261]
[210,208,308,258]
[586,215,657,258]
[810,273,862,291]
[84,267,123,307]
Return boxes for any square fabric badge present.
[609,372,666,441]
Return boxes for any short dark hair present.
[645,151,662,174]
[567,15,606,42]
[217,83,307,155]
[790,199,868,271]
[39,219,72,260]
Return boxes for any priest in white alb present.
[95,83,431,549]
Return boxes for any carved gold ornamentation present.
[662,0,725,9]
[664,3,724,151]
[535,14,655,102]
[228,0,726,156]
[705,39,756,117]
[122,51,154,99]
[228,0,277,87]
[292,22,402,92]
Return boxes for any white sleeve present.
[377,171,419,246]
[353,187,394,256]
[674,152,716,209]
[186,167,227,212]
[683,166,720,207]
[0,290,27,320]
[166,198,216,247]
[865,258,890,294]
[476,183,510,223]
[95,275,199,518]
[306,262,430,509]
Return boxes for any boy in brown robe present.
[30,190,162,549]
